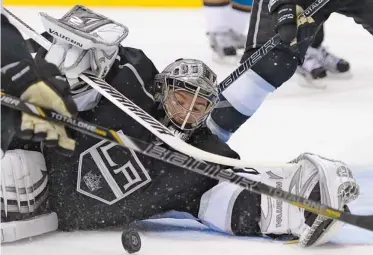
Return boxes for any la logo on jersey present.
[77,130,151,205]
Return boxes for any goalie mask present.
[154,59,219,140]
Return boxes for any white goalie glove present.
[40,5,128,92]
[1,150,58,243]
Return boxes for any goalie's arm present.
[1,14,35,154]
[2,10,78,156]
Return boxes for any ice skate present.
[296,48,328,89]
[315,46,351,78]
[207,31,241,65]
[229,29,246,58]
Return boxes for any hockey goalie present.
[1,5,359,248]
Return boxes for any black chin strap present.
[157,112,193,141]
[167,125,193,141]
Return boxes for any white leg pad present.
[1,212,58,243]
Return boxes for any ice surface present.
[2,6,373,254]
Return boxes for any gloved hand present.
[40,5,129,89]
[2,57,78,156]
[268,0,317,46]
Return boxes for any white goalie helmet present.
[154,58,220,133]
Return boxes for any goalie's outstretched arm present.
[1,13,78,157]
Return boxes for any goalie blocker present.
[2,5,359,246]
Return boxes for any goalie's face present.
[163,89,210,129]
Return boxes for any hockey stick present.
[2,92,373,232]
[2,7,288,170]
[217,0,331,92]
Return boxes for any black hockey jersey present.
[42,46,240,231]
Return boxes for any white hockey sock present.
[203,3,231,33]
[228,7,251,35]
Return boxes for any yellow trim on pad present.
[3,0,202,7]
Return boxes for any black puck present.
[121,228,141,254]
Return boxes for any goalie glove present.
[40,5,129,88]
[2,58,77,156]
[268,0,316,49]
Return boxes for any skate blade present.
[326,70,353,80]
[295,72,328,90]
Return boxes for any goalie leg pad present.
[1,149,57,242]
[1,149,48,215]
[1,212,58,243]
[293,153,360,247]
[258,153,359,247]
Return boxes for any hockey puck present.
[121,228,141,254]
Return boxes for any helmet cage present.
[162,78,218,130]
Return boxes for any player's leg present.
[337,0,373,36]
[310,25,350,74]
[296,25,328,81]
[207,0,326,141]
[197,153,359,247]
[203,0,251,62]
[203,0,237,59]
[229,0,252,50]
